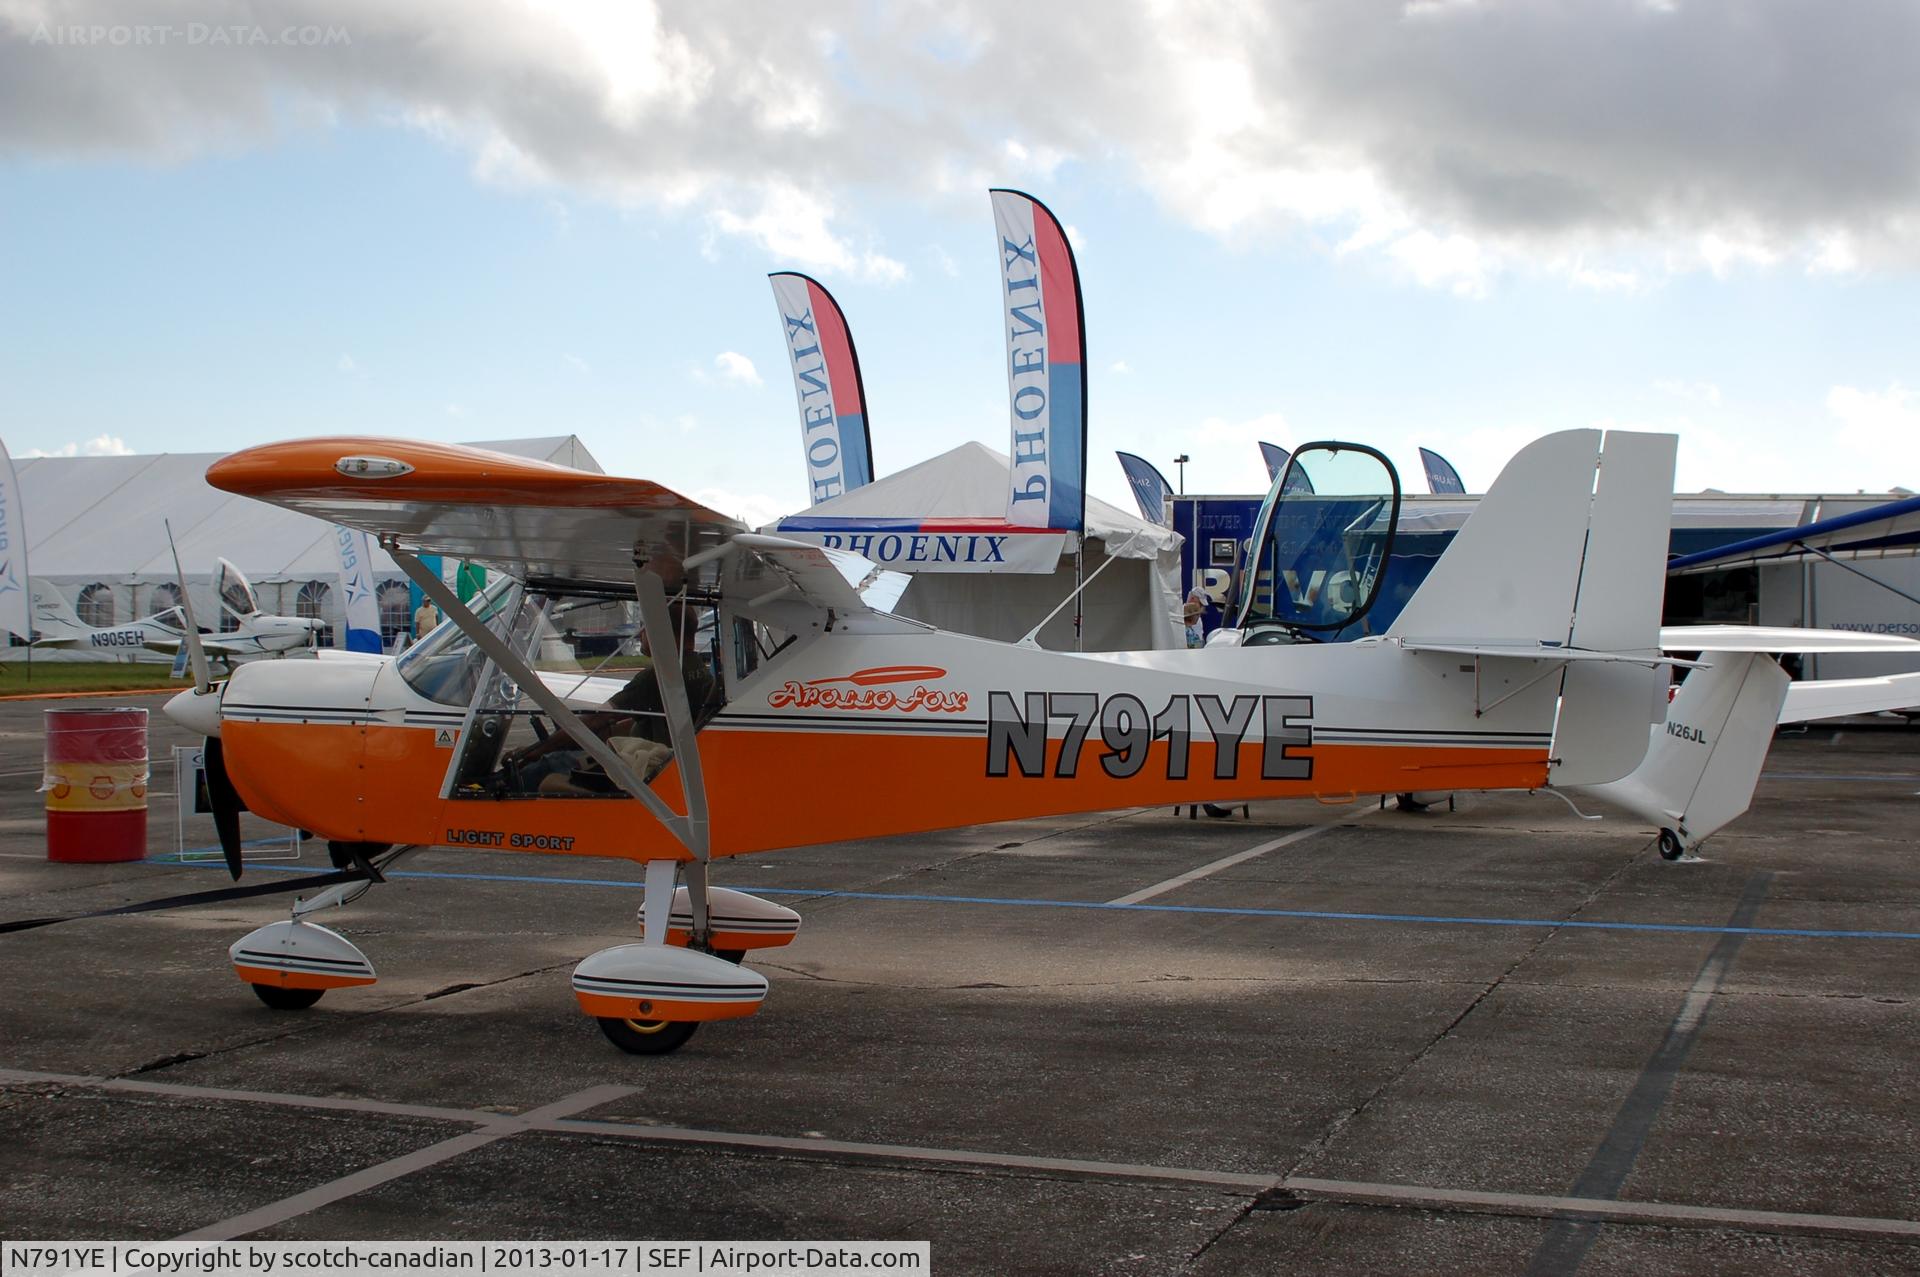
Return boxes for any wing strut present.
[387,547,710,862]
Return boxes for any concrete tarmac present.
[2,695,1918,1273]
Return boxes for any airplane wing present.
[1659,625,1920,653]
[1667,494,1920,574]
[206,438,907,620]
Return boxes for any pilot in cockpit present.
[502,601,721,796]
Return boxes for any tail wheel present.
[1658,828,1686,861]
[596,1016,699,1055]
[252,984,324,1010]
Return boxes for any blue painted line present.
[137,857,1920,942]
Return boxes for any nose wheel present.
[1658,828,1687,861]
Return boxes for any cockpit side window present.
[434,587,732,801]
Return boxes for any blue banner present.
[1418,447,1466,494]
[1115,451,1173,526]
[333,524,383,653]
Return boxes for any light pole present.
[1173,454,1190,494]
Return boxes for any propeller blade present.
[201,737,248,880]
[164,520,213,695]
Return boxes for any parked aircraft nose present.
[165,685,222,737]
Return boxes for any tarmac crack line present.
[1187,837,1652,1265]
[1524,870,1777,1276]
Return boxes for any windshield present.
[1234,442,1400,637]
[395,576,524,706]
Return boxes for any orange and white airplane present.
[158,428,1914,1055]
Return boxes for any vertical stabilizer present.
[1387,429,1600,644]
[31,584,82,635]
[1550,431,1677,785]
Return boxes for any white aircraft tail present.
[1584,653,1789,856]
[31,584,83,637]
[1582,626,1920,854]
[1388,429,1676,786]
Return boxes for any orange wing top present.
[207,437,748,589]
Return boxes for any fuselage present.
[215,624,1559,863]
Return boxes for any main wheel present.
[596,1016,699,1055]
[252,984,324,1010]
[713,948,747,965]
[1658,828,1686,861]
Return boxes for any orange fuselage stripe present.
[224,719,1549,862]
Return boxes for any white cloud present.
[336,352,358,374]
[445,402,465,418]
[564,353,590,374]
[9,2,1920,292]
[24,434,135,458]
[712,351,761,386]
[1109,360,1131,374]
[1385,230,1495,298]
[1654,379,1723,408]
[707,182,907,283]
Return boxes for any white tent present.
[17,436,601,653]
[777,442,1185,651]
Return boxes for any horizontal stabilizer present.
[1396,639,1698,669]
[1660,625,1920,655]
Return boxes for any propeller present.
[163,521,246,878]
[165,520,213,696]
[200,736,249,881]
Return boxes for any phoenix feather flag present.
[770,272,874,505]
[1115,452,1173,527]
[991,189,1086,533]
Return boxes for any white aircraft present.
[32,557,326,662]
[148,430,1920,1056]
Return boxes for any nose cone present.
[165,685,222,737]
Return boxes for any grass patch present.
[0,660,188,696]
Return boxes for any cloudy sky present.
[2,0,1918,520]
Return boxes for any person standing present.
[413,598,438,640]
[1183,587,1208,648]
